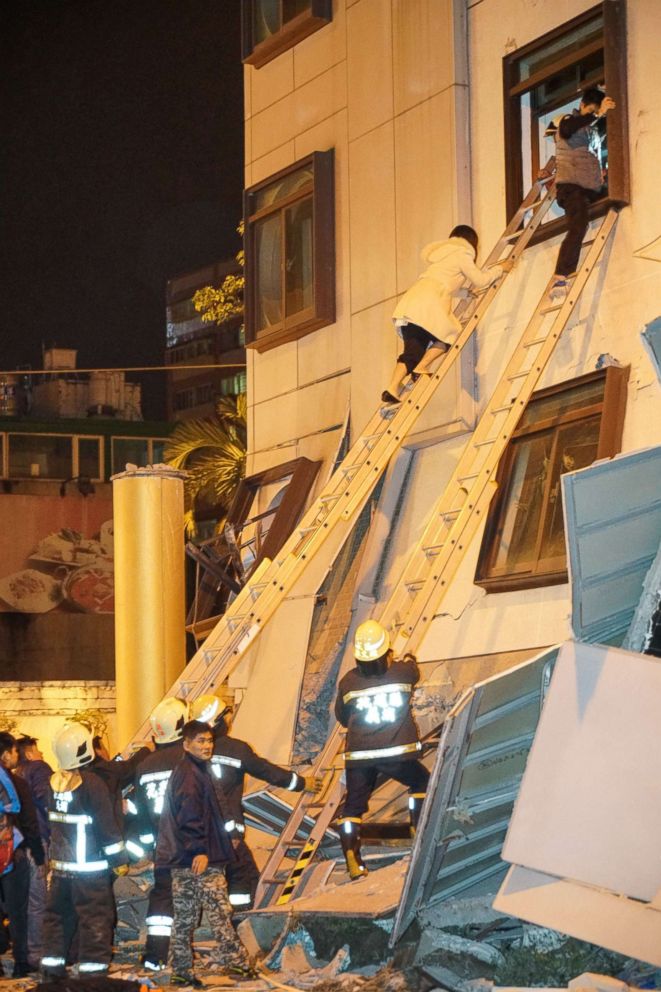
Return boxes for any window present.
[111,437,168,476]
[8,434,73,479]
[475,367,629,592]
[219,372,247,396]
[503,2,629,236]
[242,0,332,69]
[244,151,335,352]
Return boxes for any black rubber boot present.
[141,933,170,971]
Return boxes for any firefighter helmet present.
[52,722,95,770]
[354,620,390,662]
[190,694,230,726]
[149,697,188,744]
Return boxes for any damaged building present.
[108,0,661,988]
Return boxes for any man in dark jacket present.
[155,720,253,987]
[15,735,52,971]
[0,731,46,976]
[190,695,321,910]
[87,731,153,830]
[334,621,429,880]
[549,86,616,300]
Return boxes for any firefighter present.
[190,694,321,909]
[334,620,429,880]
[127,696,188,971]
[40,722,128,979]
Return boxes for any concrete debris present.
[520,926,568,952]
[415,929,506,969]
[418,896,510,932]
[420,963,493,992]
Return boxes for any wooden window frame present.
[244,150,335,352]
[503,1,629,246]
[241,0,332,69]
[475,366,629,593]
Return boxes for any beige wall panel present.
[251,339,298,403]
[250,141,297,185]
[392,0,462,116]
[231,596,316,764]
[244,66,252,120]
[394,87,470,294]
[251,93,296,161]
[350,298,399,439]
[346,0,393,141]
[348,122,397,314]
[296,424,346,476]
[297,320,351,385]
[294,0,347,87]
[253,373,349,452]
[244,120,253,185]
[294,61,347,136]
[248,50,294,117]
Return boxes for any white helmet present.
[149,697,188,744]
[190,694,228,726]
[354,620,390,662]
[52,722,95,771]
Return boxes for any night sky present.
[1,0,244,419]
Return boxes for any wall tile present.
[251,339,298,404]
[392,0,462,116]
[348,121,397,313]
[249,50,294,116]
[249,141,297,185]
[294,61,347,135]
[349,299,399,438]
[347,0,393,141]
[251,93,296,160]
[294,0,347,87]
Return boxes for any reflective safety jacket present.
[126,740,183,859]
[211,735,305,838]
[47,769,127,875]
[335,655,422,765]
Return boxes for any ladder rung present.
[319,493,341,504]
[405,581,424,593]
[490,403,514,415]
[423,544,444,558]
[440,509,461,520]
[457,473,478,486]
[473,437,496,448]
[508,369,532,381]
[502,230,524,242]
[539,300,563,314]
[341,464,362,476]
[523,336,547,347]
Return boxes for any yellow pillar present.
[112,465,187,748]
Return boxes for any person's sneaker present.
[381,390,400,404]
[548,278,569,301]
[170,973,203,988]
[224,964,260,981]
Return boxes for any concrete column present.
[112,465,187,748]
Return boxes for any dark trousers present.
[555,183,600,276]
[0,846,30,965]
[398,323,440,374]
[143,866,173,966]
[341,758,430,819]
[226,839,259,909]
[41,871,115,972]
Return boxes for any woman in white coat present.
[382,225,509,404]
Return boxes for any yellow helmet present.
[52,722,95,770]
[190,694,226,725]
[354,620,390,662]
[149,697,188,744]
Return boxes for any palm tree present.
[165,394,247,537]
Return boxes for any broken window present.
[244,151,335,352]
[186,457,320,638]
[241,0,332,69]
[475,366,629,593]
[503,2,629,239]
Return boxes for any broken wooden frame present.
[186,456,321,639]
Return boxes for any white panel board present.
[232,596,316,766]
[502,641,661,901]
[494,865,661,968]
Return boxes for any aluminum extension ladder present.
[122,165,558,756]
[253,204,619,909]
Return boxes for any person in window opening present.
[549,86,616,301]
[382,225,512,405]
[334,621,430,880]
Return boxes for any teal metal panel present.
[390,647,558,946]
[562,446,661,644]
[641,316,661,383]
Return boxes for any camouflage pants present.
[170,867,250,976]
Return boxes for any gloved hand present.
[113,864,130,877]
[303,775,324,796]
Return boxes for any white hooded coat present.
[392,237,502,345]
